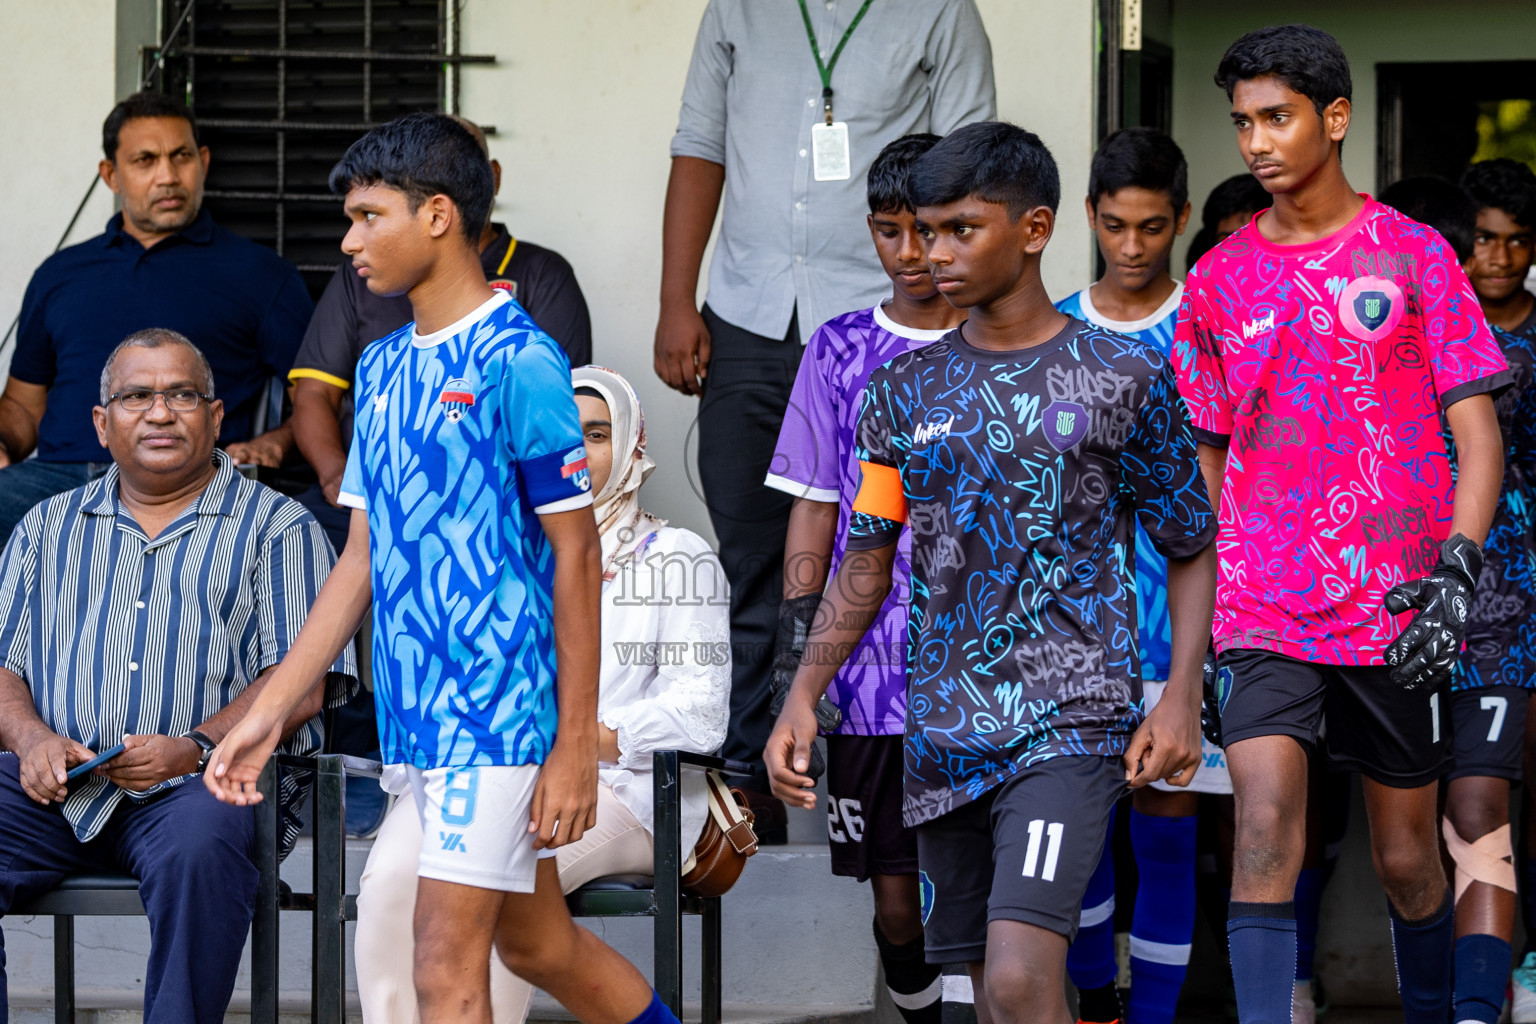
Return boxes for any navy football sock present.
[1127,811,1197,1024]
[1067,807,1119,992]
[1390,888,1453,1024]
[1228,901,1296,1024]
[1453,932,1511,1024]
[1293,866,1323,984]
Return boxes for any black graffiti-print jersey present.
[847,319,1216,827]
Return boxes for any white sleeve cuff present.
[763,472,839,504]
[337,490,367,510]
[534,492,595,515]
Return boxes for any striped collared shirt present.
[0,451,356,842]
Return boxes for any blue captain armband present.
[524,445,596,514]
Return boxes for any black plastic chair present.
[10,752,310,1024]
[565,750,755,1024]
[17,749,753,1024]
[267,749,755,1024]
[13,872,146,1024]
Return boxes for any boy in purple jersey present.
[766,133,966,1024]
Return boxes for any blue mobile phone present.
[66,743,127,782]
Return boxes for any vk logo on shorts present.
[440,832,468,853]
[918,870,936,926]
[1042,401,1090,453]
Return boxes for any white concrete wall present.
[0,0,122,376]
[0,0,1095,533]
[1170,0,1536,273]
[461,0,1096,537]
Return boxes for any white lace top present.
[598,526,732,855]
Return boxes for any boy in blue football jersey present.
[203,114,677,1024]
[1056,127,1218,1024]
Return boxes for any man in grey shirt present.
[654,0,994,835]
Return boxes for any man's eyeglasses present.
[106,389,214,413]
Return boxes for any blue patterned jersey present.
[1055,284,1183,682]
[339,293,593,767]
[847,320,1216,826]
[1450,309,1536,691]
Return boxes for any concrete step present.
[6,990,874,1024]
[3,805,881,1013]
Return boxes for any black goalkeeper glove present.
[769,593,841,780]
[1383,533,1483,691]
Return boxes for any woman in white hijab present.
[354,365,732,1024]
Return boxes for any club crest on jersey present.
[1338,275,1405,343]
[438,378,476,423]
[561,448,591,492]
[1042,400,1089,453]
[488,278,519,299]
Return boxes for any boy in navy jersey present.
[768,121,1217,1024]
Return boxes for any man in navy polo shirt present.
[1,91,310,542]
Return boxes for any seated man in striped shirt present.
[0,328,356,1024]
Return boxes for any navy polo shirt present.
[13,208,312,462]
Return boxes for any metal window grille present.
[149,0,493,295]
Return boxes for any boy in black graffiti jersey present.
[767,121,1217,1024]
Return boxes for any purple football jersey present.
[767,304,950,735]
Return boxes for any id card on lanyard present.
[797,0,875,182]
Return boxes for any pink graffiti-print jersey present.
[1173,196,1511,665]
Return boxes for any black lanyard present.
[796,0,876,124]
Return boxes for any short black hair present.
[1461,158,1536,231]
[1088,127,1188,212]
[1186,174,1271,271]
[1378,176,1477,263]
[867,133,941,215]
[1201,173,1271,230]
[328,112,494,242]
[103,91,199,162]
[908,121,1059,219]
[1215,24,1351,115]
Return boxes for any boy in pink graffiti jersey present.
[1174,25,1510,1024]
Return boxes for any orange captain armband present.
[851,461,907,524]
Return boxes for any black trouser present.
[294,483,379,759]
[698,305,803,778]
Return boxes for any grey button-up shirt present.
[672,0,996,341]
[0,452,356,842]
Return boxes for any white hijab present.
[571,365,668,581]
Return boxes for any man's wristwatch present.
[183,730,217,773]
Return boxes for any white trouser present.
[354,782,655,1024]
